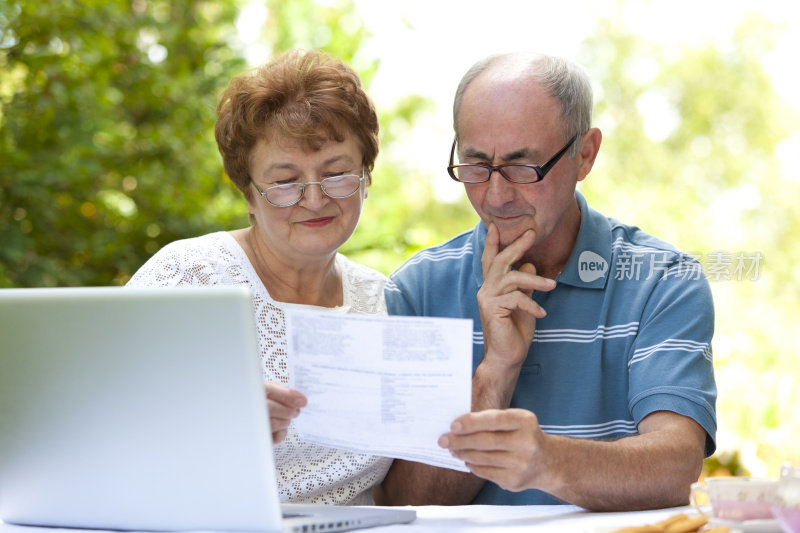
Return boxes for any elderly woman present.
[126,49,391,505]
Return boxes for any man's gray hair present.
[452,53,593,156]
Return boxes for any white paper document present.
[285,308,473,472]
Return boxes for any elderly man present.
[380,52,716,511]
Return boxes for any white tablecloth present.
[367,504,700,532]
[0,504,706,533]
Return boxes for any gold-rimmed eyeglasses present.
[252,169,365,207]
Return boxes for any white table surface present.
[1,505,710,533]
[368,504,703,532]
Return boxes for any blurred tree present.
[577,14,800,476]
[580,15,797,262]
[0,0,247,287]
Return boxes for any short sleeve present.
[627,262,717,456]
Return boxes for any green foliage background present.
[1,0,797,479]
[575,14,800,478]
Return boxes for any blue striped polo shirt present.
[385,191,717,505]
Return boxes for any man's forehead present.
[458,78,559,132]
[460,69,554,120]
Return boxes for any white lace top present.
[126,231,393,505]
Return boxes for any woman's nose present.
[299,182,327,207]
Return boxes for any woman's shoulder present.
[127,232,246,287]
[336,254,388,284]
[336,254,387,314]
[147,232,241,266]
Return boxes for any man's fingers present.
[453,449,515,468]
[480,226,556,300]
[465,463,530,493]
[450,409,538,435]
[481,225,537,281]
[492,229,536,269]
[438,410,542,493]
[493,270,556,296]
[486,291,548,319]
[442,430,513,453]
[481,223,501,274]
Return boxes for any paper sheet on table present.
[285,308,473,472]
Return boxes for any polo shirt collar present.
[471,190,612,290]
[557,190,612,289]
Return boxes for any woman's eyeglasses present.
[252,170,365,207]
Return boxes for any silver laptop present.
[0,286,414,532]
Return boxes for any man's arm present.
[380,225,555,505]
[440,409,706,511]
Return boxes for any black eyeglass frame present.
[251,169,365,208]
[447,134,578,184]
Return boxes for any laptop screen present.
[0,286,283,531]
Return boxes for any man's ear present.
[576,128,602,182]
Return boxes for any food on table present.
[611,512,730,533]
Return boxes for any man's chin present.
[497,228,533,249]
[482,215,535,247]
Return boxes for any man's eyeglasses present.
[252,169,365,207]
[447,135,577,184]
